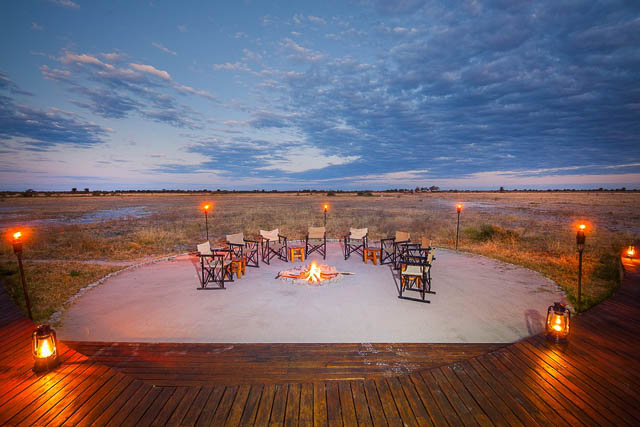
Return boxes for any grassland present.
[1,191,638,321]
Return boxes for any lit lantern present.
[546,302,570,342]
[456,203,463,213]
[32,324,58,372]
[323,203,329,213]
[576,224,586,252]
[627,245,636,259]
[12,231,23,253]
[201,202,212,241]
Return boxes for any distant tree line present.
[0,186,635,198]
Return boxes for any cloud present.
[0,71,34,96]
[256,146,360,173]
[280,38,326,63]
[307,15,326,24]
[48,0,79,9]
[213,62,250,72]
[152,42,177,56]
[31,22,43,31]
[0,94,107,149]
[129,63,171,80]
[101,52,122,61]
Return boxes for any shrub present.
[465,224,519,243]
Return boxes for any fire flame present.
[304,261,323,283]
[37,339,53,358]
[13,231,22,240]
[628,246,635,257]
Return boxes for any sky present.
[1,0,639,191]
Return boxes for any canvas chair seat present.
[306,226,327,259]
[260,228,288,264]
[397,248,436,303]
[260,229,279,241]
[350,227,368,240]
[226,232,259,267]
[196,241,233,289]
[344,227,368,260]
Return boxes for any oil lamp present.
[546,302,570,342]
[32,324,58,372]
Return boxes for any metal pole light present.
[323,203,329,227]
[12,231,33,320]
[576,224,586,313]
[455,203,463,250]
[202,203,212,241]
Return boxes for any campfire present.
[277,261,344,285]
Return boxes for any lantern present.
[576,224,586,252]
[456,203,463,213]
[323,203,329,227]
[546,302,570,342]
[627,245,636,259]
[201,202,212,241]
[455,203,463,250]
[12,231,23,253]
[32,324,58,372]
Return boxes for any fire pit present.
[277,261,345,285]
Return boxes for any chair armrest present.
[278,234,287,243]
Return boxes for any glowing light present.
[579,224,586,230]
[323,203,329,211]
[627,246,636,258]
[38,339,53,358]
[13,231,22,240]
[546,302,570,342]
[456,203,463,212]
[304,261,323,283]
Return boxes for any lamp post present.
[323,203,329,228]
[12,231,33,320]
[576,224,586,313]
[202,203,212,242]
[455,203,463,250]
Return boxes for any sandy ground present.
[57,242,568,343]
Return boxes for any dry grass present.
[0,261,122,321]
[1,191,638,316]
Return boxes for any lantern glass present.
[627,246,636,258]
[32,325,58,370]
[545,303,570,341]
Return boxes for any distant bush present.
[465,224,519,242]
[327,191,336,196]
[357,191,373,197]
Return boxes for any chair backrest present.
[395,231,410,242]
[421,237,431,248]
[350,227,368,239]
[197,241,212,255]
[260,228,279,241]
[226,232,244,245]
[308,227,325,239]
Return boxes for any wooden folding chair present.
[196,241,233,290]
[380,231,411,267]
[305,226,327,259]
[259,228,288,265]
[226,232,260,268]
[398,247,436,303]
[344,227,368,260]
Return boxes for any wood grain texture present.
[0,256,637,425]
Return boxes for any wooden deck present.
[0,256,639,425]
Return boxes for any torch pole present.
[455,211,461,250]
[16,252,33,320]
[577,249,583,313]
[324,211,327,228]
[204,211,209,242]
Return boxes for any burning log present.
[276,261,353,282]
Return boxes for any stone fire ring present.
[56,242,568,343]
